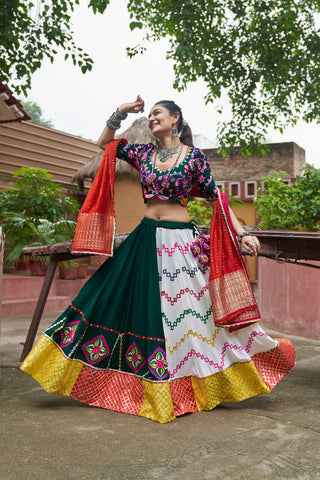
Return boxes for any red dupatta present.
[72,138,126,256]
[72,139,260,331]
[209,189,260,330]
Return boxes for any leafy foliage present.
[254,166,320,230]
[0,167,79,221]
[121,0,320,155]
[187,198,213,225]
[3,1,320,154]
[187,193,245,226]
[0,166,79,264]
[3,213,76,265]
[0,0,93,95]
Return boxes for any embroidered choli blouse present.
[116,142,217,207]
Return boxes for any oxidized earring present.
[171,125,178,139]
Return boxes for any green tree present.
[187,194,245,225]
[0,0,93,95]
[3,1,320,154]
[121,0,320,155]
[20,100,53,127]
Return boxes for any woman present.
[20,96,295,423]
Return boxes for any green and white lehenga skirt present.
[21,218,295,423]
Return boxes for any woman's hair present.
[154,100,194,147]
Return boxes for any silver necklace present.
[150,144,183,189]
[157,144,180,163]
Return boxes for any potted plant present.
[58,261,79,280]
[0,166,79,271]
[0,167,79,221]
[58,261,88,280]
[2,213,76,274]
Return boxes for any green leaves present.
[0,0,94,95]
[88,0,110,14]
[2,212,77,265]
[0,166,79,264]
[129,21,143,30]
[187,198,212,226]
[0,167,79,223]
[254,166,320,230]
[3,0,320,156]
[123,0,320,155]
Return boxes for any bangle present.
[106,108,128,130]
[237,232,251,242]
[116,108,128,120]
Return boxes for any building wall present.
[204,142,305,283]
[0,121,100,189]
[232,201,257,282]
[206,142,305,181]
[114,176,145,233]
[258,257,320,339]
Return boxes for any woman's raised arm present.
[97,95,145,150]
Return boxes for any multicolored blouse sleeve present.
[193,149,217,200]
[115,141,141,169]
[116,141,155,170]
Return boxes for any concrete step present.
[2,273,58,300]
[1,295,71,317]
[1,270,95,317]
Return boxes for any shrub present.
[254,165,320,230]
[0,167,79,221]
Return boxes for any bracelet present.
[106,108,128,130]
[237,232,251,242]
[116,108,128,120]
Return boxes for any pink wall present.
[258,257,320,339]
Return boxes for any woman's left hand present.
[240,235,260,256]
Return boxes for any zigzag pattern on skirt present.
[155,226,281,381]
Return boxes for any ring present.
[248,241,257,246]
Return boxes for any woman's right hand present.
[119,95,145,114]
[97,95,145,149]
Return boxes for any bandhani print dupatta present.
[72,139,260,331]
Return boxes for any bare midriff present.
[144,197,190,223]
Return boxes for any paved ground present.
[1,312,320,480]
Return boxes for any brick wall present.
[204,142,305,182]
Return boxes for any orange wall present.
[232,201,257,282]
[114,176,145,233]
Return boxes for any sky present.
[25,0,320,168]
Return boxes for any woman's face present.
[148,104,179,138]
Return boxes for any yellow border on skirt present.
[21,335,271,423]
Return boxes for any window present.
[245,181,257,198]
[229,182,240,198]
